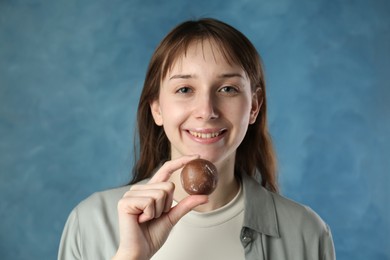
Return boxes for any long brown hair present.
[131,18,278,192]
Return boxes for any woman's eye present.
[176,87,192,94]
[220,86,238,94]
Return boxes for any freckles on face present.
[151,40,260,161]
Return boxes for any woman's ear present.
[249,87,263,124]
[150,99,163,126]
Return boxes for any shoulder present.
[66,185,130,236]
[242,174,330,237]
[242,173,329,235]
[271,192,331,236]
[73,179,149,220]
[75,185,130,215]
[59,185,132,259]
[271,193,335,258]
[241,174,335,258]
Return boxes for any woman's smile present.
[185,128,227,144]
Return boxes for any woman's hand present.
[112,155,208,260]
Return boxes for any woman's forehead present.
[164,38,243,78]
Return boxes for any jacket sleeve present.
[321,224,336,260]
[58,208,82,260]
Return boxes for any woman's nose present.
[193,93,219,121]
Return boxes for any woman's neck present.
[169,157,239,212]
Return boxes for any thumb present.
[167,195,208,226]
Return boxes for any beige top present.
[152,184,244,259]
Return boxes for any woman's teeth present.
[189,131,221,139]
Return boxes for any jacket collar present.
[241,173,280,237]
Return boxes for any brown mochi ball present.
[181,158,218,195]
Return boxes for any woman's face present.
[150,40,261,164]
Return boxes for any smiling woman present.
[58,18,335,260]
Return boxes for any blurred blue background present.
[1,0,389,259]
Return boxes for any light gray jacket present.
[58,173,335,259]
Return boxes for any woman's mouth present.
[188,130,225,139]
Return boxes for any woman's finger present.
[129,181,174,192]
[149,155,199,184]
[124,190,168,219]
[117,196,156,222]
[128,182,175,215]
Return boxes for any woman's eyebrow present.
[218,73,244,79]
[169,73,244,80]
[169,74,194,80]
